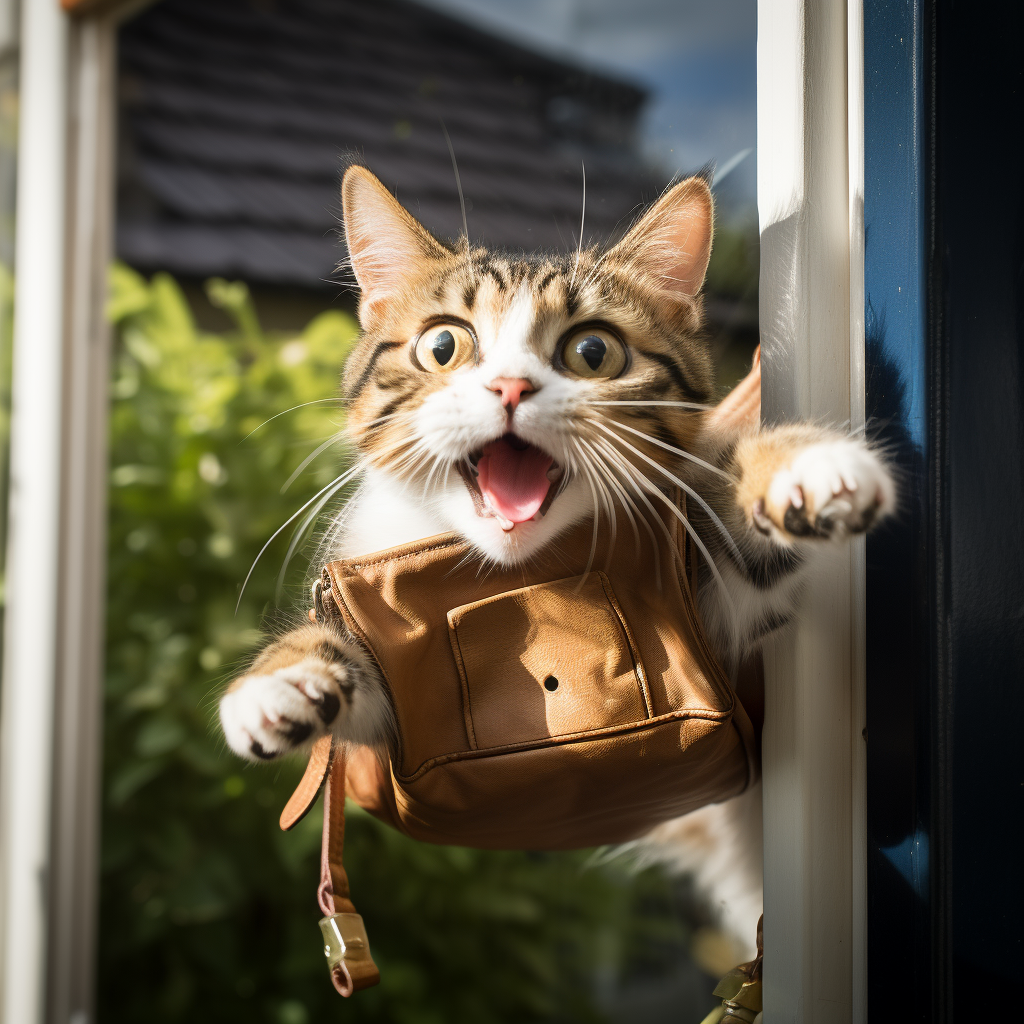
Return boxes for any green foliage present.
[704,222,759,304]
[100,265,700,1023]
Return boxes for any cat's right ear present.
[342,166,448,313]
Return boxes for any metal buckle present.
[319,912,374,973]
[708,967,762,1023]
[311,579,326,623]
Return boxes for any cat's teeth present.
[479,492,515,530]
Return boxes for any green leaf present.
[107,262,152,324]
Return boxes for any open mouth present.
[458,434,563,532]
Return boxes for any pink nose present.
[488,377,536,413]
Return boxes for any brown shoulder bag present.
[279,492,757,995]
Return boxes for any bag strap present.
[280,733,333,831]
[280,733,380,996]
[317,743,380,995]
[317,745,353,920]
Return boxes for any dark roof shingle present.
[117,0,664,287]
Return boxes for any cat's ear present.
[609,175,714,299]
[342,166,448,311]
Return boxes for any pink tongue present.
[476,438,553,524]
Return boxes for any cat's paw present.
[219,658,352,761]
[752,440,895,542]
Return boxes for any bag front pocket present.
[447,572,650,751]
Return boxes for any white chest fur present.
[334,468,448,559]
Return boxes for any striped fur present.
[343,246,714,472]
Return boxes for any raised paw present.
[752,440,895,541]
[219,657,351,761]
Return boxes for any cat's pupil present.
[432,330,456,366]
[577,335,606,371]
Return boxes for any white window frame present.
[758,0,867,1020]
[0,3,125,1022]
[0,1,869,1020]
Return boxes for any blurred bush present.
[704,222,759,306]
[99,265,705,1023]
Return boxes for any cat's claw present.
[219,658,349,760]
[756,440,894,541]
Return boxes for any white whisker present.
[237,459,366,612]
[280,433,347,493]
[587,399,713,412]
[595,416,734,481]
[440,117,469,245]
[375,435,434,477]
[424,450,452,494]
[573,437,617,559]
[592,438,679,587]
[569,439,601,578]
[595,440,737,626]
[362,411,403,429]
[576,436,644,558]
[593,421,746,570]
[240,398,344,442]
[276,472,354,598]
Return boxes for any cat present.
[219,164,895,950]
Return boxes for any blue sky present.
[418,0,757,213]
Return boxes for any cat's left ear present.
[609,175,713,299]
[342,165,449,313]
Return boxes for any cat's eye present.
[414,323,475,373]
[560,328,627,379]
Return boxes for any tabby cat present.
[219,165,894,946]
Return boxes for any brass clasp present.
[699,967,763,1024]
[319,912,375,974]
[311,579,326,623]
